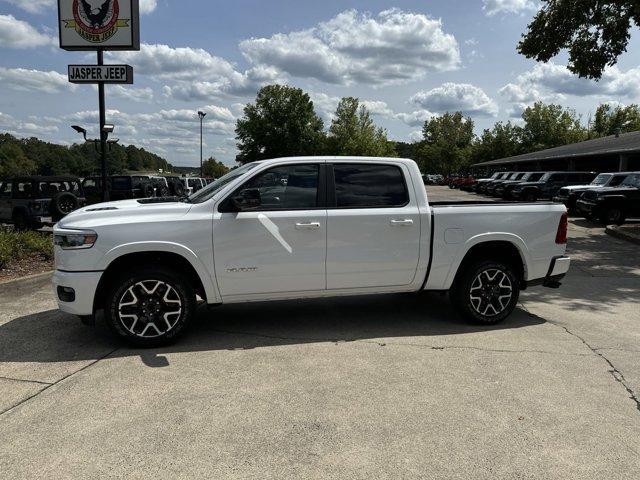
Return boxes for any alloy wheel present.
[117,279,183,338]
[469,268,513,317]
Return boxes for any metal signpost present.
[58,0,140,202]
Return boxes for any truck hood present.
[593,186,640,195]
[56,198,192,229]
[561,184,607,192]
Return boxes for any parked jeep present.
[109,175,155,200]
[500,172,545,199]
[164,175,186,196]
[0,175,85,229]
[511,171,597,202]
[552,172,629,213]
[576,172,640,225]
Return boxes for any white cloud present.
[0,111,59,138]
[108,85,154,102]
[394,109,435,127]
[3,0,157,14]
[410,82,498,116]
[499,62,640,117]
[139,0,158,14]
[1,0,54,14]
[111,44,281,99]
[0,67,74,94]
[240,8,460,86]
[482,0,537,16]
[0,14,55,48]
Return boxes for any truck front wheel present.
[104,267,196,346]
[451,260,520,325]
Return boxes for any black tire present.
[599,208,625,226]
[142,183,154,198]
[50,191,78,220]
[12,211,30,231]
[450,260,520,325]
[104,267,196,347]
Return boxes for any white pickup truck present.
[53,157,570,346]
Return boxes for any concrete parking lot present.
[1,186,639,479]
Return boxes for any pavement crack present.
[0,375,52,386]
[0,347,120,417]
[553,323,640,414]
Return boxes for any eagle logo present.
[64,0,129,43]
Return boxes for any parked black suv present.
[511,171,597,201]
[478,172,513,194]
[500,172,545,199]
[0,175,85,229]
[576,172,640,224]
[109,175,155,200]
[552,172,629,213]
[487,172,527,196]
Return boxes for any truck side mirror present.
[224,188,261,212]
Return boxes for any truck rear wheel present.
[451,260,520,325]
[104,266,196,346]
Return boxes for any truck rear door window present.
[333,164,408,208]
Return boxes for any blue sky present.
[1,0,640,167]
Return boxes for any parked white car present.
[53,157,570,346]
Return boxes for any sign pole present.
[97,48,109,202]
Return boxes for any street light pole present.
[198,111,206,178]
[97,48,109,202]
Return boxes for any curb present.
[605,226,640,246]
[0,270,54,288]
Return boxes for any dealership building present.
[472,130,640,173]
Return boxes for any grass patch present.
[0,229,53,270]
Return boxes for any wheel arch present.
[447,236,529,290]
[93,249,215,313]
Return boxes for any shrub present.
[0,230,53,269]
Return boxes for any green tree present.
[593,103,640,137]
[326,97,396,157]
[471,121,523,164]
[518,1,639,79]
[0,141,36,177]
[202,157,229,178]
[520,102,586,152]
[235,84,325,163]
[415,112,475,174]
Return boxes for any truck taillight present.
[555,212,568,244]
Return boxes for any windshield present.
[591,174,612,186]
[539,173,552,182]
[620,174,640,188]
[188,163,259,204]
[524,172,544,182]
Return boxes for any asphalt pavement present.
[1,186,638,479]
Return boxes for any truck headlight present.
[54,230,98,249]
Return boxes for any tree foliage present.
[326,97,396,157]
[518,1,640,79]
[471,121,523,164]
[235,85,325,163]
[202,157,230,178]
[0,133,173,178]
[593,103,640,137]
[414,112,474,174]
[519,102,586,152]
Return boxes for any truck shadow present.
[0,292,545,366]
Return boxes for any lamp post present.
[71,123,115,202]
[198,111,206,178]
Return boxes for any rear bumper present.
[526,256,570,289]
[52,270,103,316]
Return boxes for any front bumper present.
[576,199,600,216]
[52,270,103,316]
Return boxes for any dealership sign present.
[68,64,133,83]
[57,0,140,51]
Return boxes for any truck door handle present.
[295,222,320,230]
[390,219,413,226]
